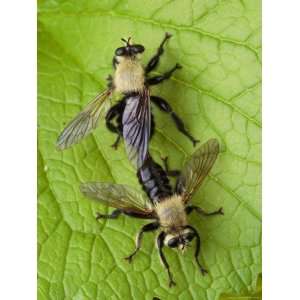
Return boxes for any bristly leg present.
[105,99,126,149]
[157,232,176,287]
[186,225,208,275]
[147,63,182,85]
[145,32,172,74]
[151,95,200,146]
[186,206,224,216]
[170,112,200,147]
[124,222,159,263]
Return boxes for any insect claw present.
[175,63,182,69]
[124,255,133,263]
[111,135,121,150]
[192,139,200,147]
[169,279,176,288]
[218,207,224,215]
[165,32,172,39]
[200,267,208,276]
[111,143,118,150]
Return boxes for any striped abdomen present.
[137,155,173,204]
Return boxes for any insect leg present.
[125,222,159,263]
[147,63,182,85]
[186,225,208,275]
[96,209,123,220]
[161,156,180,177]
[151,95,200,146]
[145,32,172,74]
[157,232,176,287]
[150,112,155,138]
[105,102,123,133]
[185,205,224,216]
[105,98,126,149]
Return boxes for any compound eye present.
[131,44,145,54]
[167,238,179,248]
[115,47,126,56]
[184,231,195,242]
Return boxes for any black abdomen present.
[137,155,173,204]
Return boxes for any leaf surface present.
[38,1,261,299]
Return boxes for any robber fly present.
[80,139,224,287]
[56,33,199,167]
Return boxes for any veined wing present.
[122,88,151,168]
[80,182,155,218]
[176,139,220,203]
[56,89,112,150]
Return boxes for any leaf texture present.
[38,1,261,299]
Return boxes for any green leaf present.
[38,1,261,299]
[219,273,262,300]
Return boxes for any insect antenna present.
[121,37,132,46]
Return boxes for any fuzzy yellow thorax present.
[155,195,187,231]
[114,56,145,93]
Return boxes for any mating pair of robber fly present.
[56,33,223,287]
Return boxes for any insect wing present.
[122,89,151,168]
[176,139,220,203]
[56,89,112,150]
[80,182,155,217]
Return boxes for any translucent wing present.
[176,139,220,203]
[122,88,151,168]
[80,182,155,217]
[56,89,112,150]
